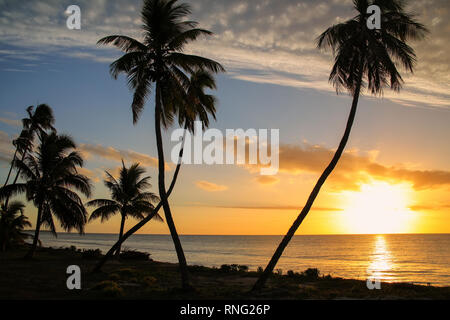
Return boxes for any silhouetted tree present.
[87,161,161,256]
[0,133,92,258]
[3,104,55,208]
[92,69,220,273]
[253,0,428,291]
[0,201,32,252]
[97,0,224,290]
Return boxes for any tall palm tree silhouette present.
[3,104,55,208]
[92,70,220,275]
[253,0,428,291]
[87,161,161,256]
[0,133,92,259]
[97,0,224,289]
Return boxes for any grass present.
[0,245,449,300]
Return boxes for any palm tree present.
[87,161,162,256]
[0,133,92,258]
[252,0,428,291]
[97,0,224,289]
[0,201,32,252]
[3,104,56,208]
[178,68,218,132]
[92,69,220,273]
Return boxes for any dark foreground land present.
[1,246,449,300]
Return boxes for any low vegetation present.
[0,245,448,300]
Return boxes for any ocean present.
[37,232,450,286]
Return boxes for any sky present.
[0,0,449,235]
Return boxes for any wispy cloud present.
[0,130,13,164]
[0,0,448,109]
[255,175,280,185]
[195,180,228,192]
[0,117,21,127]
[193,203,342,211]
[247,143,450,191]
[79,143,170,170]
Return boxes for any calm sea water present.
[37,232,450,286]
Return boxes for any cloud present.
[79,143,170,170]
[0,117,21,127]
[255,175,279,185]
[0,0,448,109]
[195,180,228,192]
[248,143,450,191]
[408,204,450,212]
[76,166,101,183]
[210,204,342,211]
[0,130,13,164]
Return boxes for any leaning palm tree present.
[0,201,32,252]
[252,0,428,291]
[3,104,56,208]
[97,0,224,289]
[87,161,162,256]
[0,132,91,258]
[92,69,220,273]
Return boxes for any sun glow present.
[341,181,416,234]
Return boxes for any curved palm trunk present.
[4,152,26,208]
[3,149,18,187]
[25,203,43,259]
[154,83,191,290]
[115,214,126,256]
[92,125,186,273]
[252,72,363,291]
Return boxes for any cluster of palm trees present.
[0,0,427,292]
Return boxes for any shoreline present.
[1,245,449,300]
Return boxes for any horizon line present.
[32,231,450,237]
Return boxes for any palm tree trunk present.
[115,214,126,256]
[154,82,191,290]
[4,152,26,209]
[3,148,18,187]
[252,71,363,291]
[25,203,43,259]
[92,125,187,273]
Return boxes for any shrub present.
[119,250,150,261]
[117,268,137,278]
[257,266,264,273]
[302,268,320,280]
[220,264,232,272]
[92,280,123,297]
[108,273,120,281]
[142,276,158,287]
[82,248,102,259]
[237,265,249,272]
[220,264,249,273]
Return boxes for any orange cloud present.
[79,143,170,170]
[210,204,342,211]
[255,175,280,185]
[0,117,21,127]
[77,167,101,183]
[195,180,228,192]
[408,204,450,212]
[248,143,450,191]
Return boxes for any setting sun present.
[341,181,417,234]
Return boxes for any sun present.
[340,181,417,234]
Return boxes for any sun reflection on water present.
[367,235,394,282]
